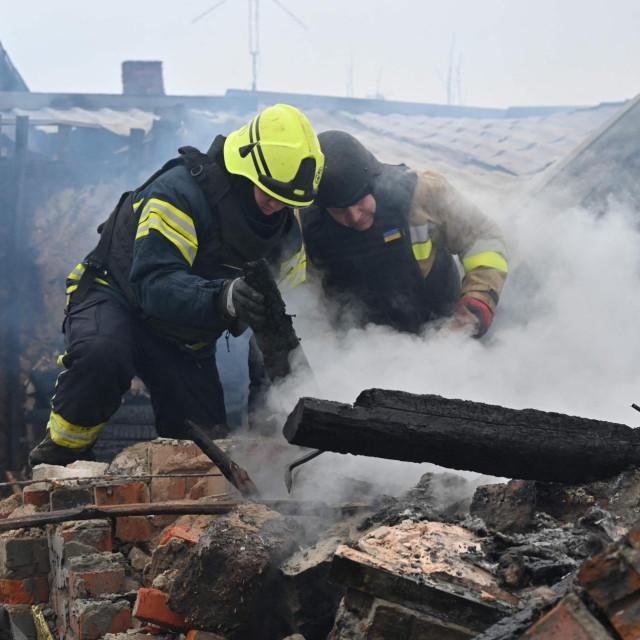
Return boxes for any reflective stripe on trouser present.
[53,289,226,443]
[48,411,105,449]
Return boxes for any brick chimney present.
[121,61,165,96]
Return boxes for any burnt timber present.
[283,388,640,483]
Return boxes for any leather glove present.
[219,277,267,329]
[449,297,493,338]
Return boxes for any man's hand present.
[220,278,267,328]
[448,297,493,338]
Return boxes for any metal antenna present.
[192,0,307,91]
[249,0,259,92]
[192,0,229,24]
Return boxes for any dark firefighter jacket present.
[301,164,508,333]
[66,136,302,345]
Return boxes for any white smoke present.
[246,192,640,503]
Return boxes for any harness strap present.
[69,146,227,305]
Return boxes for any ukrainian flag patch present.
[383,228,402,242]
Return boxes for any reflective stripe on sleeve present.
[279,247,307,291]
[135,198,198,265]
[48,412,105,449]
[462,251,508,273]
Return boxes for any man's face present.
[327,194,376,231]
[253,185,288,215]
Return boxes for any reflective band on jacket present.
[48,412,105,449]
[279,246,307,291]
[412,238,433,261]
[409,224,433,262]
[462,251,508,273]
[135,198,198,265]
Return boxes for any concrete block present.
[69,598,132,640]
[0,535,49,579]
[50,486,93,511]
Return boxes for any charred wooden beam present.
[283,388,640,483]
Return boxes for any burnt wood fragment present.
[243,259,310,381]
[283,388,640,483]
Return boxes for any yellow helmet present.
[224,104,324,207]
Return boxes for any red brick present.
[150,477,187,502]
[23,484,50,508]
[186,631,227,639]
[116,516,153,543]
[577,548,640,609]
[609,597,640,639]
[0,577,49,604]
[158,525,203,547]
[95,481,150,505]
[523,594,613,639]
[149,442,212,502]
[68,565,126,598]
[188,474,234,500]
[133,587,187,632]
[70,599,132,640]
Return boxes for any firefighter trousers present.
[51,290,227,446]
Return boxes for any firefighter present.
[28,104,324,468]
[300,130,508,336]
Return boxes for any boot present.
[28,432,95,470]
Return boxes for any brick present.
[523,594,613,639]
[150,476,187,502]
[116,516,153,543]
[0,535,50,579]
[23,482,50,508]
[158,526,203,547]
[149,442,212,502]
[70,599,132,640]
[188,474,234,500]
[133,587,187,631]
[95,481,150,506]
[57,519,113,552]
[609,597,640,639]
[186,631,228,639]
[577,547,640,609]
[50,486,94,510]
[67,554,126,598]
[0,577,49,604]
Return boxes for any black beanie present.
[316,131,382,208]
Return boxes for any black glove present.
[219,277,267,328]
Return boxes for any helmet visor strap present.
[258,157,318,204]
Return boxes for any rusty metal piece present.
[183,419,260,498]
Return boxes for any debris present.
[168,502,305,639]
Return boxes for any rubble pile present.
[2,436,640,639]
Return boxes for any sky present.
[3,0,640,109]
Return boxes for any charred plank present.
[283,389,640,483]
